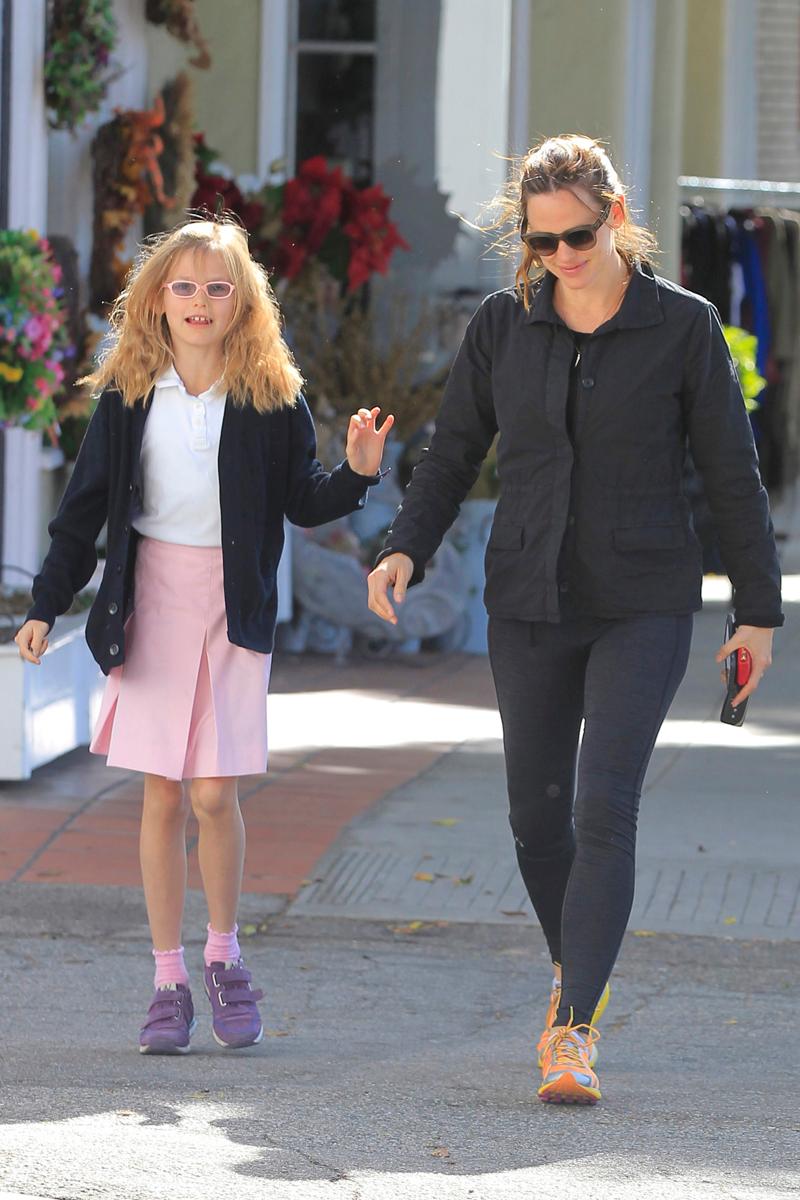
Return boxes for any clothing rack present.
[678,176,800,563]
[678,175,800,208]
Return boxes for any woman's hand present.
[715,624,774,707]
[15,619,51,665]
[367,553,414,625]
[346,407,394,477]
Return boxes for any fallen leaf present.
[723,916,737,925]
[453,874,473,886]
[298,879,313,887]
[430,1146,450,1158]
[632,929,657,937]
[433,818,459,827]
[390,920,426,934]
[500,909,527,917]
[239,923,258,937]
[414,872,435,882]
[263,1030,290,1038]
[724,1018,738,1025]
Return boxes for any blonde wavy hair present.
[483,134,658,309]
[83,217,303,410]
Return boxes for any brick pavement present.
[0,652,496,896]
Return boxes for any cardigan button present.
[582,377,595,388]
[108,601,119,615]
[109,643,120,656]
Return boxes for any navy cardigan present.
[27,387,379,673]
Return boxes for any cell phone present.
[720,613,752,726]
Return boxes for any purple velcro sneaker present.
[139,984,196,1054]
[204,960,264,1048]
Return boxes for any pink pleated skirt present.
[90,537,271,781]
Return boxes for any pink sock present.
[204,923,240,966]
[153,946,189,988]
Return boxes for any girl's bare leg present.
[189,777,244,932]
[139,774,191,949]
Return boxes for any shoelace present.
[545,1022,600,1069]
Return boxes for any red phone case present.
[736,648,752,687]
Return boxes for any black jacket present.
[378,264,783,628]
[28,387,379,673]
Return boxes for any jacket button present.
[108,601,118,615]
[109,643,120,656]
[116,564,122,574]
[582,377,595,388]
[128,484,134,492]
[123,524,129,534]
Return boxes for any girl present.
[368,135,782,1105]
[16,217,393,1053]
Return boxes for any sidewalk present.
[0,584,798,1200]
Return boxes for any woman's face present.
[523,186,623,293]
[160,248,237,358]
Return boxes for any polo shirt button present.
[108,601,118,615]
[582,377,595,388]
[109,643,120,656]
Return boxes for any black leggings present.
[488,611,692,1026]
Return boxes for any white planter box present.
[0,612,105,780]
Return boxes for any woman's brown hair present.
[484,134,658,309]
[83,217,303,410]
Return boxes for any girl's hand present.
[367,553,414,625]
[715,624,774,707]
[346,407,394,477]
[15,619,51,665]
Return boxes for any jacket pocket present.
[612,524,687,551]
[487,522,524,550]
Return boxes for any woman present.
[367,135,782,1105]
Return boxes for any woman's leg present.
[487,617,589,966]
[140,773,191,950]
[189,776,244,934]
[556,614,693,1027]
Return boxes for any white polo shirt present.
[132,365,227,546]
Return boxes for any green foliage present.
[723,325,767,413]
[45,0,117,132]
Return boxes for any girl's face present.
[523,186,624,293]
[160,248,237,358]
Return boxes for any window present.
[291,0,376,185]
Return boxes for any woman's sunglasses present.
[520,203,611,257]
[163,280,236,299]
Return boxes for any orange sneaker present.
[536,978,610,1067]
[538,1022,601,1105]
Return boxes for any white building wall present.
[46,0,150,290]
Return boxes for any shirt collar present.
[524,261,664,332]
[154,363,227,402]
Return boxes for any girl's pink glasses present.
[163,280,236,299]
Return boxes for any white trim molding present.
[258,0,291,182]
[8,0,47,230]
